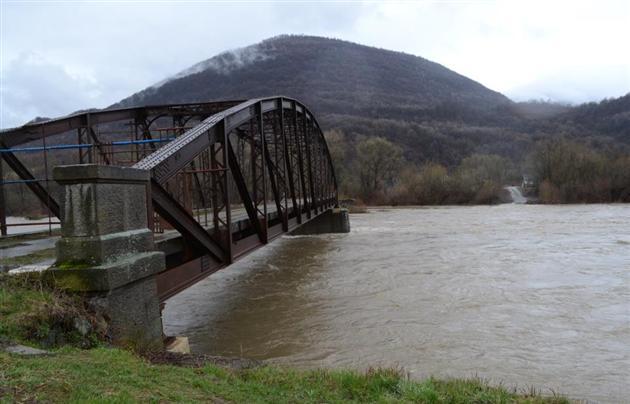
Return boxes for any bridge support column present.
[45,165,164,349]
[290,207,350,235]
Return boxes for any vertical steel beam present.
[293,102,307,221]
[280,99,298,228]
[84,114,93,164]
[256,102,268,238]
[318,134,325,207]
[221,121,233,263]
[0,158,7,236]
[303,114,317,218]
[319,134,325,208]
[133,118,141,162]
[249,120,257,205]
[210,145,221,231]
[269,103,287,230]
[288,105,302,223]
[41,126,54,235]
[330,157,334,203]
[313,134,320,211]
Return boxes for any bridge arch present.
[133,97,340,299]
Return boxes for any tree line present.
[530,138,630,203]
[326,130,630,205]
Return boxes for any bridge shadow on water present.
[162,234,335,360]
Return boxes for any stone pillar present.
[46,165,164,349]
[290,207,350,235]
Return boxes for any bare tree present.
[356,137,403,201]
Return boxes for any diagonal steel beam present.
[81,114,111,165]
[227,139,266,243]
[256,102,268,232]
[280,99,299,223]
[87,127,111,165]
[150,179,225,262]
[0,149,60,218]
[263,138,284,229]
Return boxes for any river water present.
[163,204,630,403]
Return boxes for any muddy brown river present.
[163,205,630,403]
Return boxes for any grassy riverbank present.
[1,275,570,403]
[2,347,569,403]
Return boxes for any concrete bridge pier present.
[46,165,164,349]
[290,207,350,235]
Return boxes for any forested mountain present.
[119,35,510,118]
[556,94,630,141]
[115,35,628,168]
[116,35,629,168]
[115,35,525,165]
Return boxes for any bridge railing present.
[0,101,242,236]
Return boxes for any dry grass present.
[0,274,103,348]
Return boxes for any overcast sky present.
[1,0,629,128]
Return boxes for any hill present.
[119,35,511,119]
[114,35,628,170]
[116,35,527,165]
[557,94,630,142]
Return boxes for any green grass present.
[0,275,99,348]
[0,347,570,403]
[0,276,52,344]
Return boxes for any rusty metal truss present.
[0,97,338,301]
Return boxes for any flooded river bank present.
[164,204,630,403]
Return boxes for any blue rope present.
[0,137,176,154]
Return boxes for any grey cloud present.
[507,65,630,104]
[1,53,104,128]
[267,2,367,31]
[156,41,275,87]
[0,2,368,128]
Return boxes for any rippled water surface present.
[164,205,630,403]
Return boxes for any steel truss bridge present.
[0,97,339,301]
